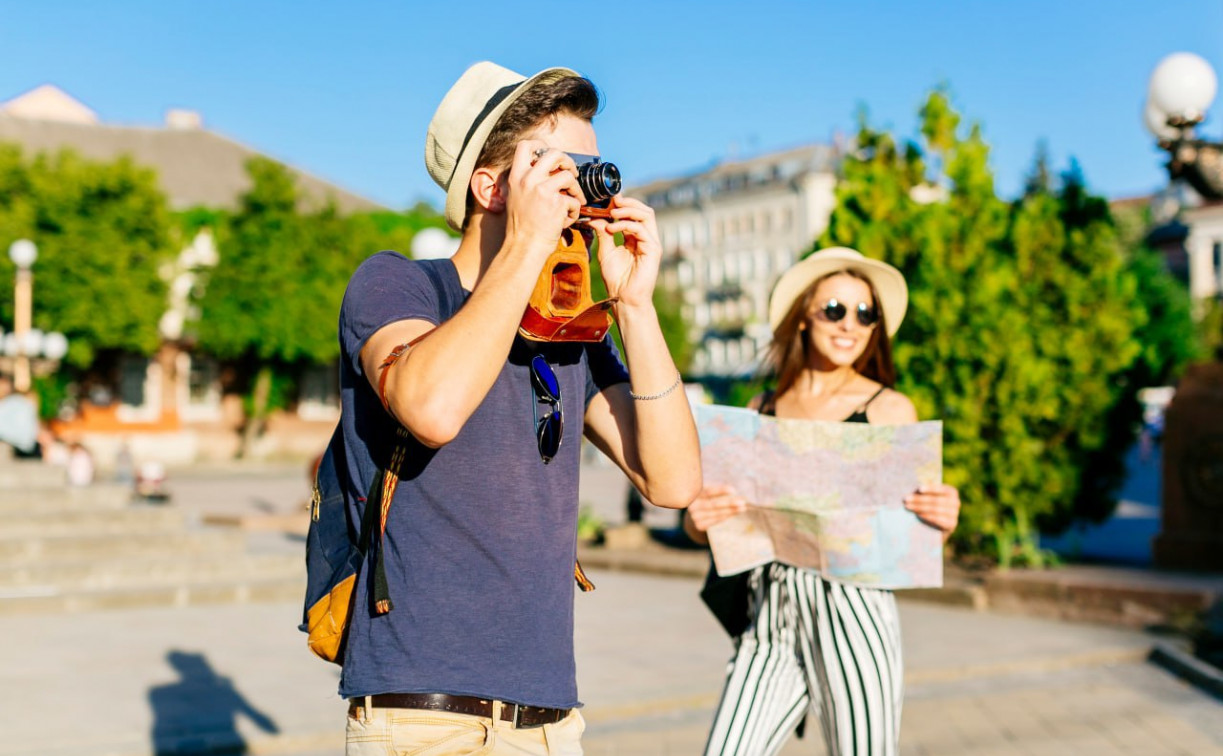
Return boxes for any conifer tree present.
[820,91,1195,565]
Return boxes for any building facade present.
[631,144,840,378]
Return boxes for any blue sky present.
[2,1,1220,210]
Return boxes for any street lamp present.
[8,239,37,392]
[1144,52,1223,200]
[5,239,67,392]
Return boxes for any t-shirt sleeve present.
[339,252,440,377]
[584,334,630,407]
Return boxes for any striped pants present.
[703,563,904,756]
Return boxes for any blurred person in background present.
[65,439,94,487]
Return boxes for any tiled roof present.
[0,113,384,213]
[629,143,840,199]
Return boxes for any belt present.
[349,692,570,729]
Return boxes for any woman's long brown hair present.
[766,269,897,398]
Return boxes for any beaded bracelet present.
[629,372,682,401]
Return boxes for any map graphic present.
[695,404,944,589]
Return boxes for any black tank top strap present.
[844,386,886,424]
[758,389,777,417]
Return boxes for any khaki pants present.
[346,700,585,756]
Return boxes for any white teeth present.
[833,338,855,349]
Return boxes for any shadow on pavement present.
[149,650,279,755]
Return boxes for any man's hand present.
[504,141,584,261]
[588,196,662,309]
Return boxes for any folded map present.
[696,403,944,589]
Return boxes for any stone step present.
[0,575,305,614]
[0,484,132,511]
[0,552,303,591]
[982,566,1221,627]
[0,460,69,489]
[0,529,248,565]
[1,506,188,537]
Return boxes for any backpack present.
[299,258,455,665]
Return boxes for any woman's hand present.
[682,484,748,545]
[904,483,961,540]
[588,196,662,310]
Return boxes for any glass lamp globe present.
[1144,100,1179,140]
[20,328,44,356]
[8,239,37,269]
[42,331,68,360]
[2,333,18,357]
[1148,52,1218,123]
[411,227,459,260]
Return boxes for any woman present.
[684,247,961,756]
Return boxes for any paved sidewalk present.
[1,570,1219,756]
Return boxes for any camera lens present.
[577,161,621,204]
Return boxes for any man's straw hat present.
[425,61,580,230]
[767,247,908,336]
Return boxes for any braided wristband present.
[629,373,682,401]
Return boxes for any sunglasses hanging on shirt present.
[529,354,564,464]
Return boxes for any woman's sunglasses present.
[813,298,880,328]
[530,355,564,464]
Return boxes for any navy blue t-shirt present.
[336,251,628,708]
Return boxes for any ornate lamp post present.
[1145,52,1223,571]
[8,239,37,393]
[1145,52,1222,201]
[5,239,68,394]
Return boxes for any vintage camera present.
[518,153,622,343]
[568,152,621,220]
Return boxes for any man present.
[336,62,702,754]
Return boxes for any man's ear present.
[470,167,506,214]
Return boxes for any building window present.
[177,353,221,423]
[299,363,341,420]
[120,356,149,408]
[678,260,694,287]
[1214,241,1222,294]
[188,357,218,404]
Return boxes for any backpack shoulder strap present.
[367,257,458,615]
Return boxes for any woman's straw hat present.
[767,247,908,336]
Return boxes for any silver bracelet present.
[629,372,682,401]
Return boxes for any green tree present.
[0,145,172,369]
[193,159,451,455]
[819,91,1195,566]
[195,159,363,454]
